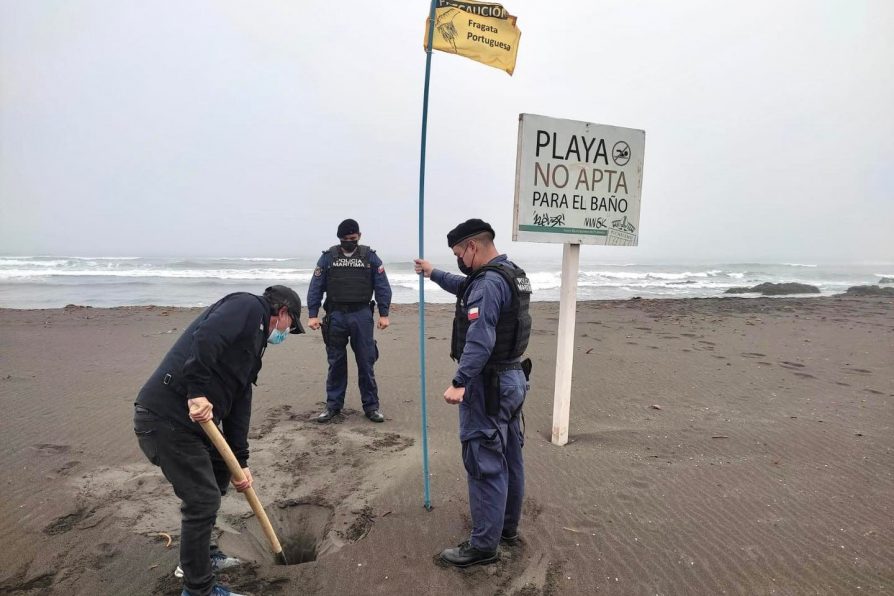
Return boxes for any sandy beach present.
[0,296,892,595]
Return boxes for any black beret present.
[447,219,495,248]
[337,218,360,237]
[263,285,305,334]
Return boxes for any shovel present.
[194,412,289,565]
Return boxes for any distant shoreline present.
[0,293,882,314]
[2,257,890,308]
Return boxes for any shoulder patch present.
[468,306,479,321]
[377,265,385,274]
[313,266,322,277]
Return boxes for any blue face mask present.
[268,317,289,345]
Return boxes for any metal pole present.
[417,0,438,511]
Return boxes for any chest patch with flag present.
[468,307,479,321]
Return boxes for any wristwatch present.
[451,378,465,389]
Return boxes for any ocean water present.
[0,256,890,309]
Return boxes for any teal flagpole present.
[417,0,438,511]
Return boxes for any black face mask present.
[457,257,474,276]
[340,240,358,252]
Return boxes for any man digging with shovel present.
[133,286,304,596]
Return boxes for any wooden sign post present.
[551,242,580,445]
[513,113,646,446]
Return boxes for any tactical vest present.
[325,245,373,304]
[450,262,532,364]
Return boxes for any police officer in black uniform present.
[307,219,392,423]
[414,219,532,567]
[133,285,304,596]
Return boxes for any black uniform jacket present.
[136,292,270,466]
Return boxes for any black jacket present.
[136,292,270,466]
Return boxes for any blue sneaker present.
[174,551,243,578]
[181,585,246,596]
[211,550,243,571]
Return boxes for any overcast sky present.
[1,1,891,263]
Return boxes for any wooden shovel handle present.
[197,418,284,557]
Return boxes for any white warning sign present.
[513,113,646,245]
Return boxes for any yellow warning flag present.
[424,1,521,75]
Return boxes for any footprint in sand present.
[0,570,57,593]
[250,404,295,439]
[505,559,565,595]
[741,352,766,358]
[793,372,816,379]
[274,451,312,475]
[365,432,414,453]
[43,507,93,535]
[33,443,71,455]
[88,542,119,570]
[522,497,543,522]
[52,461,80,477]
[843,367,872,375]
[341,505,375,542]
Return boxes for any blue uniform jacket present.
[430,254,515,387]
[307,249,392,318]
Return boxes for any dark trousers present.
[324,308,379,413]
[134,406,230,596]
[458,369,526,551]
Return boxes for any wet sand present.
[0,296,892,595]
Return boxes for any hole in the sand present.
[219,502,332,566]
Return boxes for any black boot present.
[500,530,519,546]
[439,541,498,567]
[316,408,339,423]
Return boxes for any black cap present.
[447,218,495,248]
[337,218,360,238]
[263,285,305,334]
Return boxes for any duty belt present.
[327,302,369,313]
[486,361,523,373]
[487,357,532,381]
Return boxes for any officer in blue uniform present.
[307,219,392,423]
[414,218,532,567]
